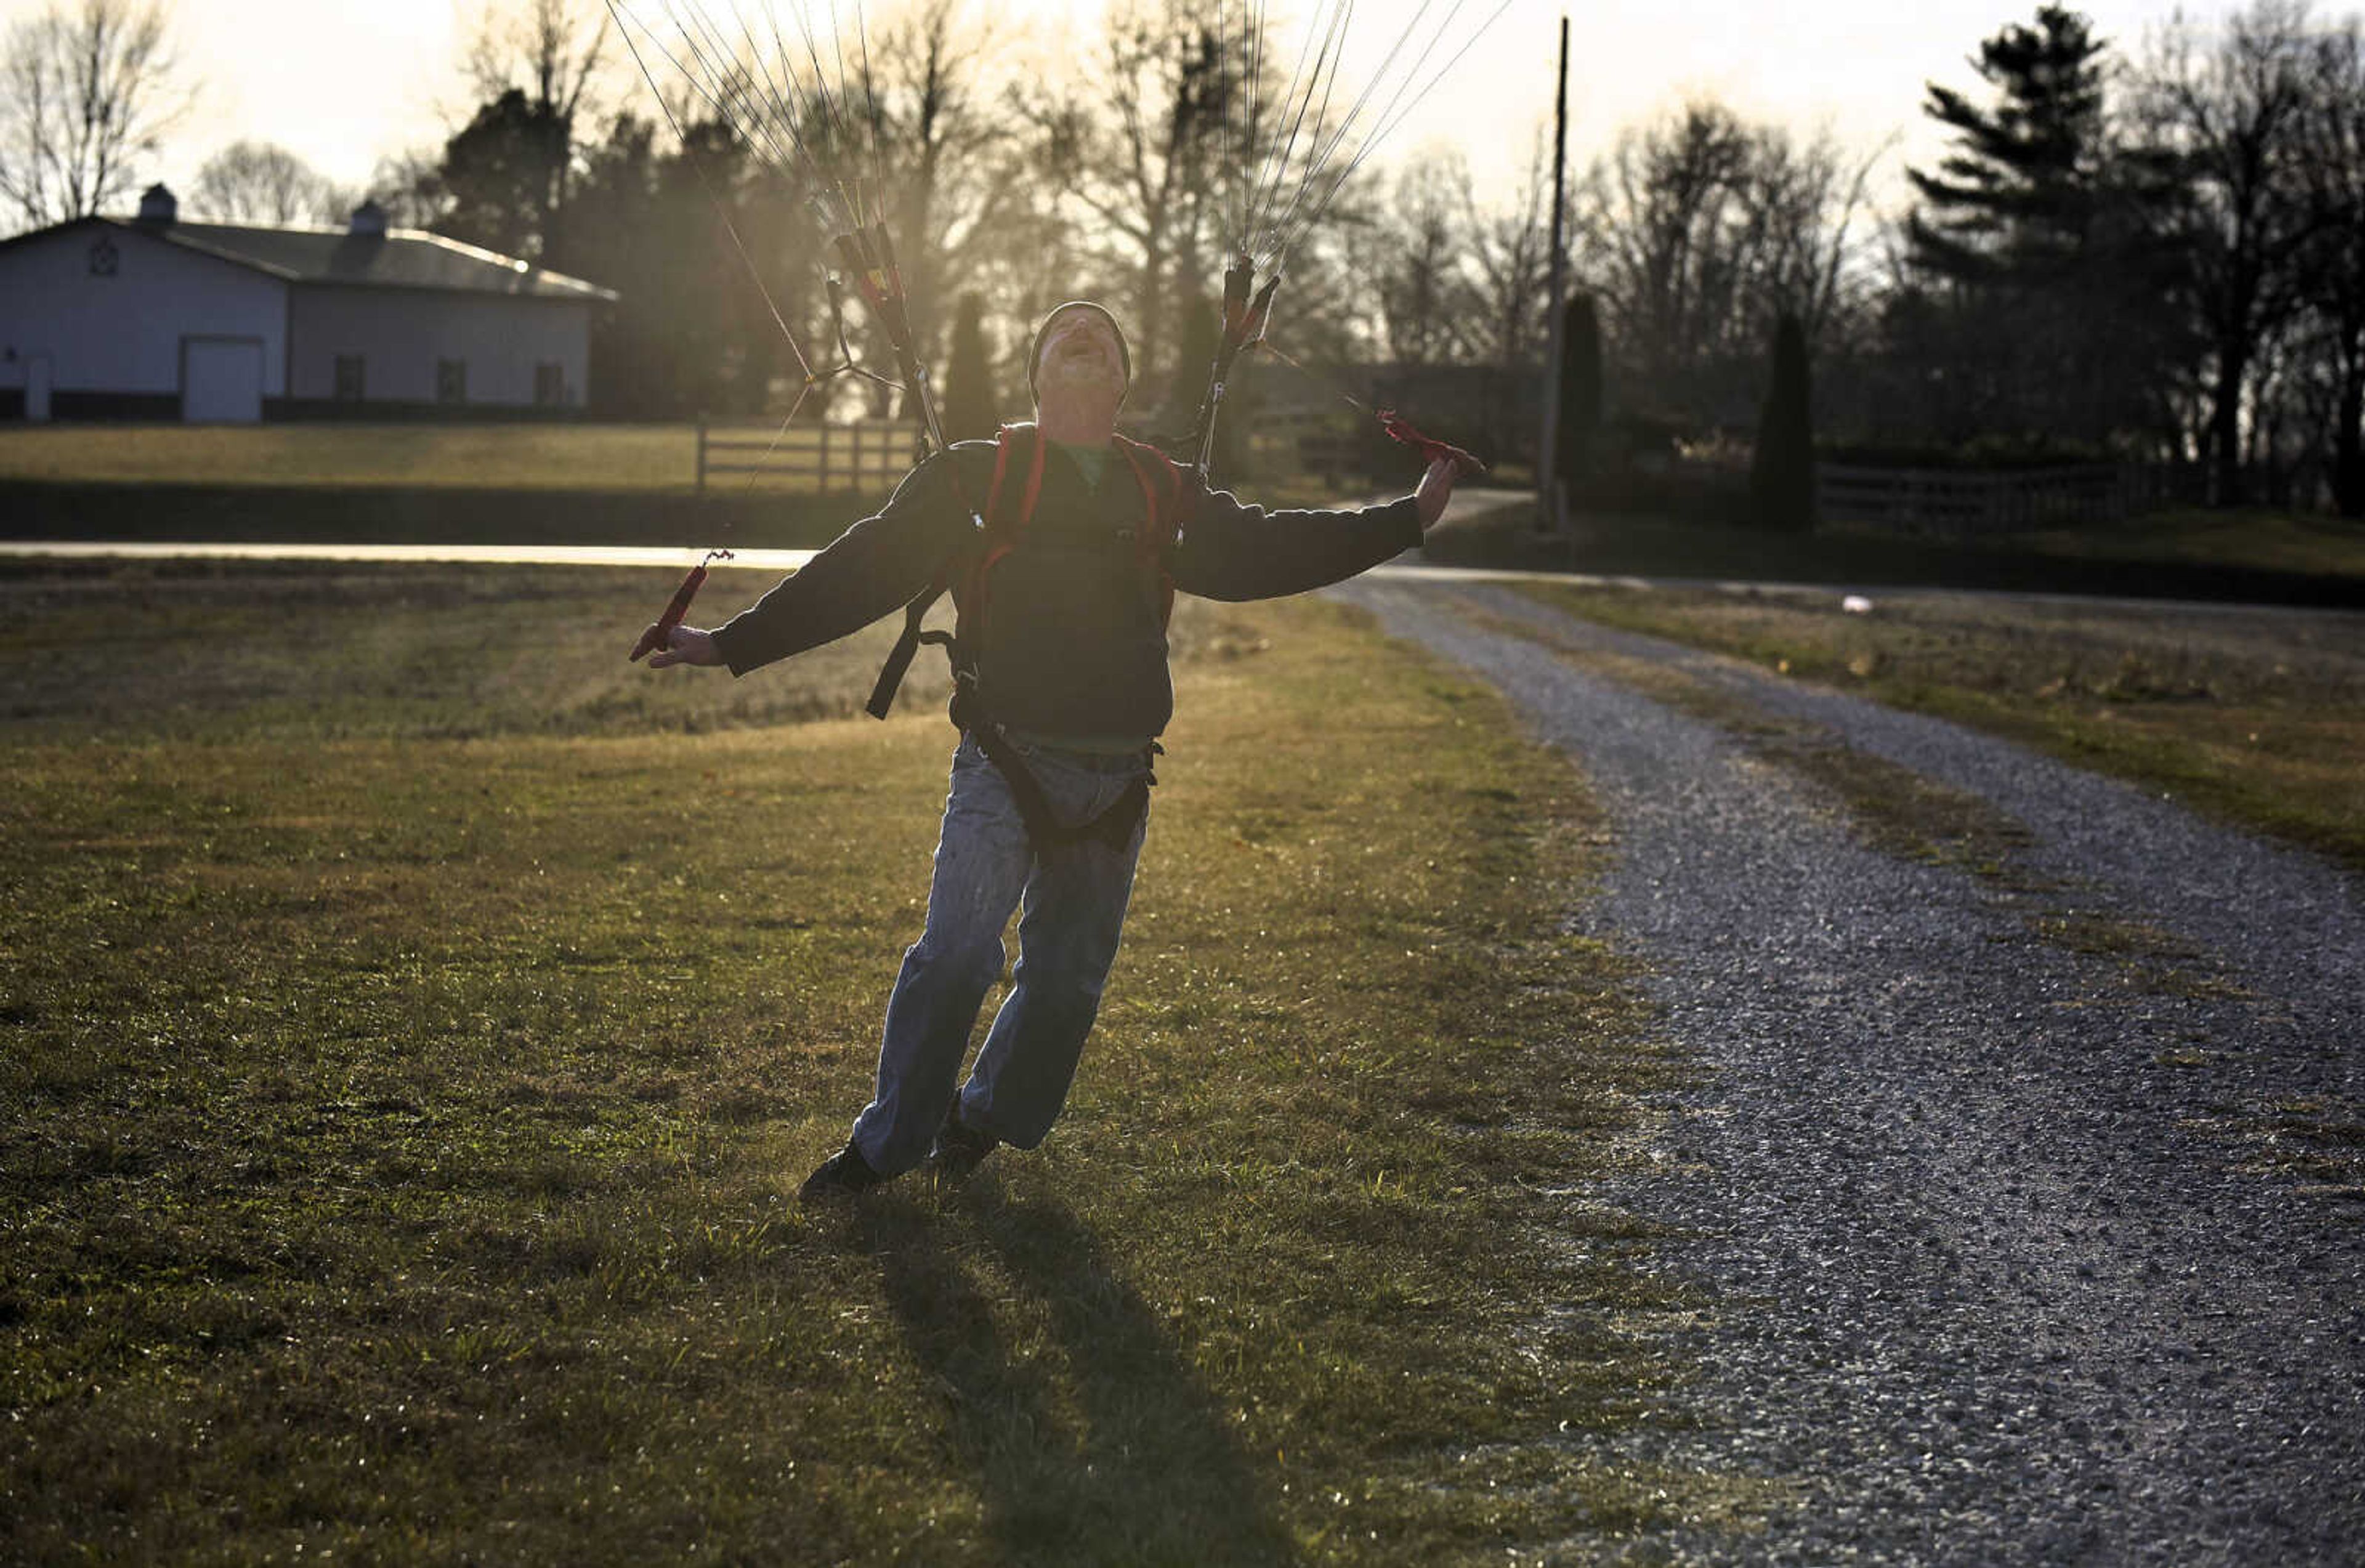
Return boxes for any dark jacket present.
[710,436,1423,740]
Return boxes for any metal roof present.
[5,214,617,302]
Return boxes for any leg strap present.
[950,678,1154,858]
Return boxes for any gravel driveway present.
[1333,578,2365,1566]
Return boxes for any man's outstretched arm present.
[642,445,990,674]
[1170,458,1455,603]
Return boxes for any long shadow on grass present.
[860,1192,1291,1565]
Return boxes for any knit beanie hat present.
[1027,301,1131,400]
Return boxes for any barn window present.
[334,355,365,402]
[533,363,565,406]
[88,238,118,277]
[435,358,467,405]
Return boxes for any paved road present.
[10,534,2360,625]
[1333,577,2365,1566]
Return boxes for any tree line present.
[1894,1,2365,513]
[6,0,2365,515]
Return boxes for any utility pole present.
[1534,13,1570,536]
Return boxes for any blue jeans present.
[849,734,1150,1174]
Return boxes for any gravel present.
[1333,578,2365,1566]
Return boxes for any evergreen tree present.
[671,119,765,419]
[944,292,998,443]
[436,88,571,262]
[1556,293,1603,486]
[1908,6,2114,282]
[1902,5,2184,448]
[556,113,764,419]
[1751,312,1815,533]
[560,114,669,418]
[1171,291,1218,418]
[1170,293,1239,478]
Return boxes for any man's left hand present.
[646,624,724,669]
[1415,458,1457,529]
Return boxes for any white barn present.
[0,185,617,423]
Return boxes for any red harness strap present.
[1112,437,1182,626]
[958,422,1050,635]
[864,425,1182,721]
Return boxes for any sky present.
[0,0,2259,219]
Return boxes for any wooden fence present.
[695,418,919,495]
[1816,463,2159,536]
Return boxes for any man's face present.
[1036,308,1127,404]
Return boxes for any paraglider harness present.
[864,422,1187,859]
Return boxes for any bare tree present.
[1452,131,1550,372]
[187,140,351,226]
[0,0,190,232]
[1024,0,1251,391]
[1372,148,1476,365]
[1573,100,1882,429]
[2294,18,2365,513]
[463,0,612,127]
[1737,126,1883,346]
[443,0,614,255]
[1577,102,1752,418]
[2137,0,2323,503]
[865,0,1030,370]
[365,147,449,230]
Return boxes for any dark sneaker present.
[926,1108,1000,1186]
[798,1138,886,1203]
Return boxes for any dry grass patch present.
[2003,507,2365,581]
[1463,600,2278,1008]
[0,561,1758,1564]
[0,421,832,493]
[1510,583,2365,876]
[2181,1097,2365,1206]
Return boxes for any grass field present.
[0,422,1375,503]
[0,560,1762,1563]
[18,423,2364,605]
[0,422,913,554]
[2002,506,2365,580]
[1508,581,2365,876]
[0,423,1388,550]
[1423,496,2365,606]
[0,422,898,493]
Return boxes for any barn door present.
[24,355,51,422]
[182,337,264,423]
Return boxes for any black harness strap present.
[956,676,1157,857]
[865,575,948,721]
[865,429,1030,722]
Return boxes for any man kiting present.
[643,300,1457,1200]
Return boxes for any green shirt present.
[1051,439,1112,489]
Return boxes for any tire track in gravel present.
[1331,578,2365,1566]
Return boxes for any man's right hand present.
[646,625,723,669]
[1415,456,1458,529]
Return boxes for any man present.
[645,300,1457,1200]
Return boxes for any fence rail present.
[1817,463,2158,536]
[696,418,919,495]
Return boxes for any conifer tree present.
[437,89,573,264]
[1556,293,1603,487]
[1171,294,1240,479]
[943,292,997,443]
[1172,292,1218,421]
[1751,312,1815,533]
[1907,5,2115,283]
[1902,4,2183,447]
